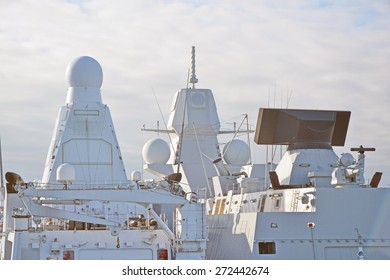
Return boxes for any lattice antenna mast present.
[189,46,198,88]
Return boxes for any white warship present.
[142,47,390,260]
[0,56,207,260]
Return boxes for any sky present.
[0,0,389,187]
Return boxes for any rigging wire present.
[151,87,175,152]
[221,114,248,159]
[176,68,190,174]
[0,137,4,188]
[193,123,213,197]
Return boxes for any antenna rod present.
[0,137,4,188]
[176,68,190,173]
[151,87,175,152]
[190,46,198,88]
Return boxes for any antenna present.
[176,68,190,173]
[189,46,198,88]
[0,137,4,188]
[245,114,252,165]
[221,114,248,159]
[151,87,175,151]
[176,46,196,173]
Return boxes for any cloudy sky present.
[0,0,389,187]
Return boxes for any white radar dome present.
[66,56,103,88]
[131,171,142,182]
[340,153,355,167]
[223,139,250,164]
[142,138,171,164]
[56,163,76,184]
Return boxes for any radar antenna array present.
[189,46,198,88]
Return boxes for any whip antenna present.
[151,87,174,150]
[0,137,3,188]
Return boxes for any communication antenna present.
[189,46,198,88]
[151,87,174,150]
[0,137,4,188]
[177,47,196,173]
[176,68,190,173]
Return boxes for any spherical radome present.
[340,153,355,167]
[142,138,171,164]
[131,171,142,182]
[223,139,250,164]
[56,163,76,184]
[66,56,103,88]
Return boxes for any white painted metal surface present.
[142,47,390,260]
[0,56,207,260]
[2,48,389,261]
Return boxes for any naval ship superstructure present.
[0,56,207,260]
[142,47,390,259]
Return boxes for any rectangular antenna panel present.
[254,108,350,146]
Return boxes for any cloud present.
[0,0,389,186]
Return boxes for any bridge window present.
[258,242,276,254]
[63,250,74,260]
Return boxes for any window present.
[274,197,281,208]
[258,195,266,212]
[158,249,169,260]
[258,242,276,254]
[63,250,74,260]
